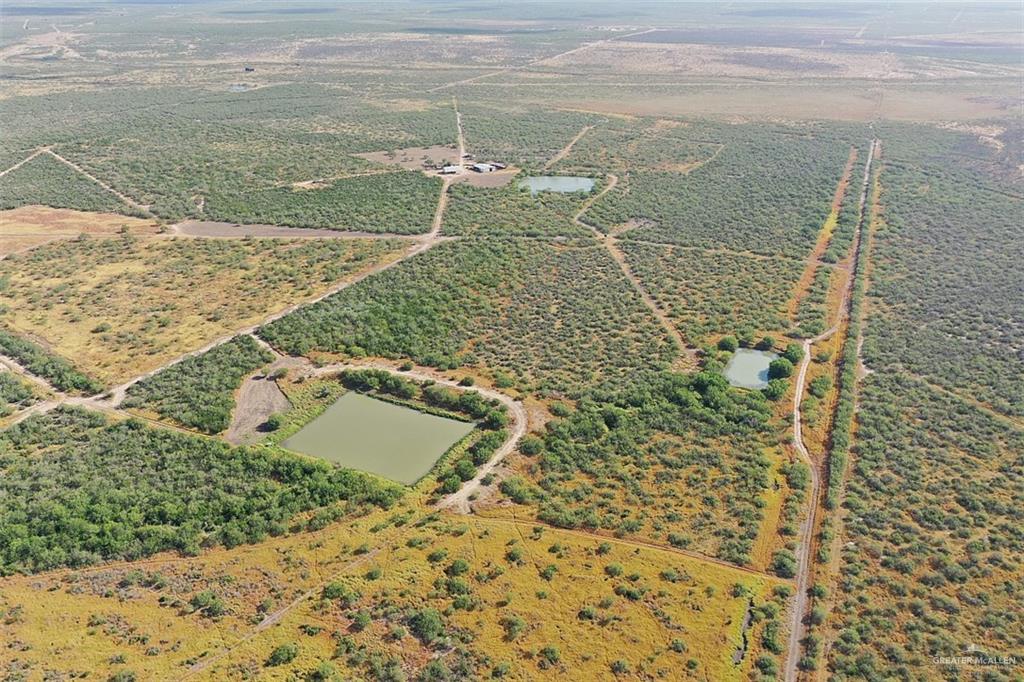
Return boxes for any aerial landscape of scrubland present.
[0,1,1021,680]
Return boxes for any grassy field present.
[0,503,787,681]
[0,235,405,384]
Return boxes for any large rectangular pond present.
[723,349,778,390]
[282,392,475,485]
[519,175,595,195]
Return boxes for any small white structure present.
[440,165,460,174]
[471,163,495,173]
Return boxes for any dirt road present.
[573,174,695,368]
[783,139,875,682]
[44,149,154,217]
[543,124,593,170]
[0,147,48,178]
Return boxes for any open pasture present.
[0,206,159,257]
[0,235,405,384]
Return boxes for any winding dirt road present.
[783,139,876,682]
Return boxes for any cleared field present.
[0,235,405,384]
[0,206,160,257]
[354,144,460,170]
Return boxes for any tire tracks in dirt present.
[783,139,876,682]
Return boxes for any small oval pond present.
[723,349,778,389]
[519,175,595,195]
[282,392,474,485]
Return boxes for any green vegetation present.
[588,125,852,258]
[553,118,717,174]
[862,127,1023,416]
[259,240,674,394]
[829,372,1024,675]
[504,369,775,564]
[0,372,37,417]
[122,335,273,433]
[204,171,441,234]
[0,328,102,395]
[0,407,401,573]
[620,242,803,345]
[442,181,592,239]
[460,104,604,170]
[0,152,133,215]
[793,266,833,338]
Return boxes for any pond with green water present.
[282,392,475,485]
[723,349,778,389]
[519,175,595,195]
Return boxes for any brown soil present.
[452,168,520,188]
[0,206,159,256]
[354,144,460,170]
[225,356,302,445]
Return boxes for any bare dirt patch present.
[225,357,302,445]
[452,168,520,188]
[354,145,460,170]
[0,206,159,256]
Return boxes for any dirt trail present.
[0,147,49,178]
[43,149,154,217]
[543,124,593,170]
[482,514,780,580]
[305,360,527,514]
[783,139,876,682]
[454,97,467,169]
[167,220,416,240]
[431,177,453,236]
[181,543,389,679]
[574,174,695,368]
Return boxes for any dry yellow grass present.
[0,234,406,384]
[0,205,160,257]
[0,504,787,681]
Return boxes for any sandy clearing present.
[224,358,297,445]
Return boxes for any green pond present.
[519,175,595,195]
[282,392,475,485]
[723,349,778,389]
